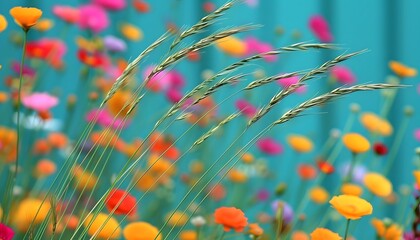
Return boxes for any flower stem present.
[344,219,351,240]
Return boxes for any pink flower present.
[277,75,306,94]
[143,67,185,92]
[0,223,14,240]
[309,15,333,42]
[86,109,130,129]
[11,61,36,78]
[245,0,259,7]
[166,88,183,103]
[331,65,356,84]
[22,93,59,112]
[78,4,109,33]
[53,5,80,24]
[244,37,277,62]
[414,129,420,141]
[93,0,126,10]
[235,99,257,118]
[256,137,283,155]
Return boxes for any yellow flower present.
[342,133,370,154]
[179,230,197,240]
[165,211,189,227]
[0,14,7,32]
[310,228,342,240]
[287,135,313,153]
[389,61,417,78]
[14,198,51,231]
[371,218,403,240]
[363,173,393,197]
[215,36,247,57]
[123,222,162,240]
[10,6,42,31]
[341,183,363,197]
[121,23,143,41]
[34,18,53,31]
[72,165,98,191]
[228,168,248,183]
[310,187,329,204]
[241,152,254,164]
[413,171,420,187]
[83,213,121,239]
[360,112,393,136]
[329,195,373,220]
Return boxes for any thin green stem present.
[343,219,351,240]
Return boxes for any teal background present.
[0,0,420,238]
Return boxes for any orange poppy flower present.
[123,222,161,240]
[215,36,247,57]
[248,223,263,237]
[298,164,317,180]
[120,23,143,41]
[363,173,392,197]
[35,159,56,177]
[33,139,51,155]
[287,135,313,153]
[329,195,373,220]
[9,7,43,31]
[47,132,68,149]
[310,228,342,240]
[389,61,417,78]
[214,207,248,232]
[105,188,137,216]
[179,230,197,240]
[0,14,7,32]
[83,213,121,239]
[342,133,370,154]
[371,218,403,240]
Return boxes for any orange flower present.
[298,164,317,180]
[371,218,402,240]
[389,61,417,78]
[215,36,247,57]
[413,171,420,187]
[35,159,56,177]
[310,228,342,240]
[123,222,161,240]
[341,183,363,197]
[363,172,392,197]
[120,23,143,41]
[228,168,248,183]
[165,211,189,227]
[342,133,370,154]
[241,152,254,164]
[310,187,329,204]
[287,135,313,153]
[292,231,309,240]
[107,90,135,116]
[33,139,51,155]
[0,14,7,32]
[47,132,68,149]
[329,195,373,220]
[214,207,248,232]
[83,213,121,239]
[248,223,263,237]
[34,18,53,31]
[179,230,197,240]
[10,7,43,31]
[360,112,393,136]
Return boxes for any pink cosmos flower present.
[309,15,333,42]
[330,65,356,84]
[244,37,277,62]
[22,93,59,112]
[86,109,130,129]
[0,223,14,240]
[235,99,257,118]
[277,75,306,94]
[53,5,80,24]
[256,137,283,155]
[78,4,109,33]
[93,0,126,10]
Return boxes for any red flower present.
[298,164,317,180]
[214,207,248,232]
[105,189,137,215]
[77,49,107,68]
[133,0,150,13]
[373,142,388,156]
[316,159,335,174]
[149,132,180,161]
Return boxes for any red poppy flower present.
[77,49,107,68]
[214,207,248,232]
[316,159,335,174]
[373,142,388,156]
[298,164,317,180]
[149,132,180,161]
[105,188,137,215]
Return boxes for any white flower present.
[190,216,206,227]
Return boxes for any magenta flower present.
[244,37,277,62]
[11,61,36,78]
[53,5,80,24]
[256,189,270,201]
[86,109,130,129]
[22,93,59,112]
[235,99,257,118]
[0,223,15,240]
[93,0,126,10]
[414,129,420,141]
[166,88,183,103]
[143,67,185,92]
[256,137,283,155]
[78,4,109,33]
[309,15,333,42]
[277,75,306,94]
[330,65,356,84]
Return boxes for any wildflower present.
[310,187,329,204]
[228,168,248,183]
[371,218,403,240]
[22,92,58,112]
[256,189,270,201]
[341,183,363,196]
[190,161,204,174]
[256,137,283,155]
[166,88,183,103]
[0,127,17,163]
[35,159,56,177]
[77,49,108,68]
[329,195,373,220]
[413,171,420,187]
[292,231,309,240]
[308,15,333,42]
[208,183,226,201]
[373,142,388,155]
[214,207,248,232]
[277,75,306,93]
[63,215,79,230]
[235,99,257,118]
[298,164,317,180]
[248,223,264,237]
[389,61,417,78]
[123,222,161,240]
[33,18,53,31]
[0,14,8,32]
[84,213,121,239]
[215,36,247,57]
[14,198,51,231]
[134,170,158,191]
[287,135,313,153]
[310,228,342,240]
[26,38,67,68]
[330,65,356,84]
[0,223,14,240]
[179,230,197,240]
[187,50,200,61]
[342,133,370,154]
[47,132,68,149]
[316,159,335,174]
[120,23,143,41]
[106,90,135,116]
[105,188,137,215]
[241,152,254,164]
[72,165,98,191]
[133,0,150,13]
[104,35,127,52]
[78,4,109,33]
[52,5,79,23]
[93,0,126,10]
[190,216,206,227]
[244,37,277,62]
[33,139,51,155]
[360,112,393,136]
[271,200,294,224]
[9,7,42,31]
[363,173,393,197]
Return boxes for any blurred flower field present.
[0,0,419,239]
